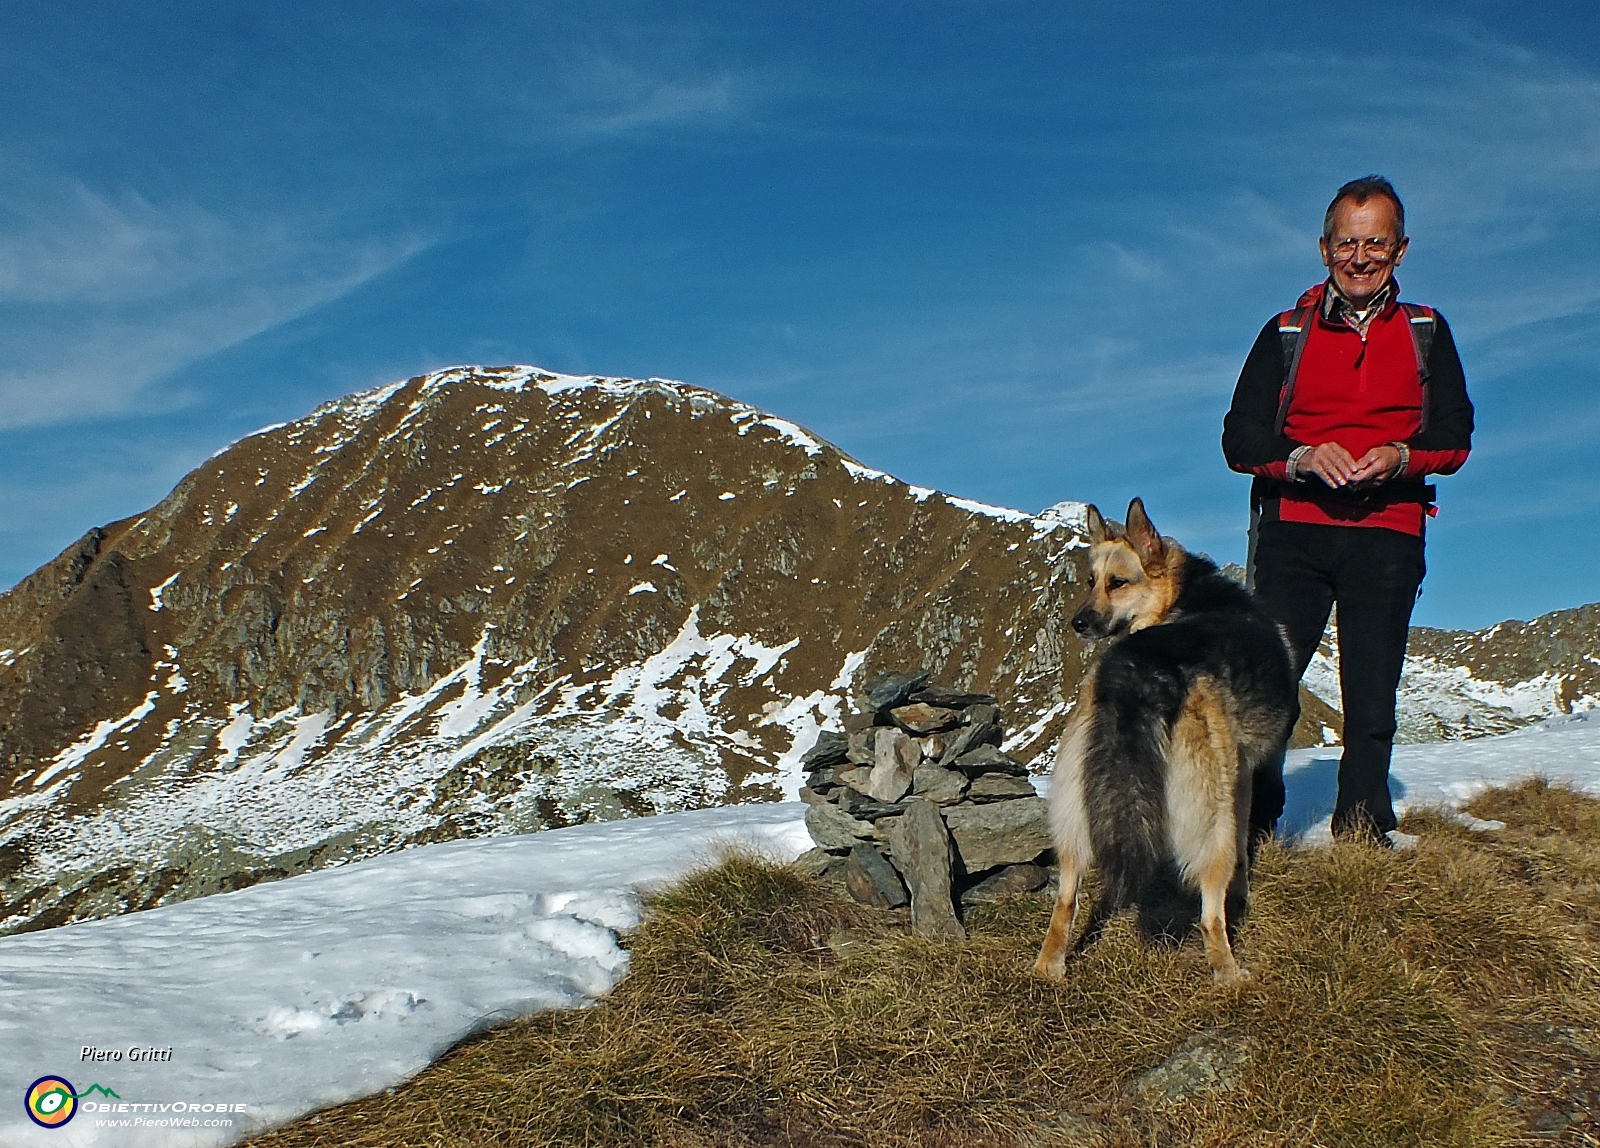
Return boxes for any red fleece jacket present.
[1222,282,1474,537]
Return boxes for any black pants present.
[1250,519,1426,835]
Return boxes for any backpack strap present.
[1400,302,1435,376]
[1248,303,1314,587]
[1401,302,1435,432]
[1248,299,1315,591]
[1272,302,1316,435]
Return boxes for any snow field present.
[3,713,1599,1145]
[0,806,810,1148]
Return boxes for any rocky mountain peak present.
[0,366,1092,931]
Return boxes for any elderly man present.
[1222,175,1473,845]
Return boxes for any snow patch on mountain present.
[943,495,1035,525]
[33,692,159,790]
[148,572,179,612]
[3,605,865,907]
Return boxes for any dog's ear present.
[1124,498,1166,569]
[1083,504,1107,545]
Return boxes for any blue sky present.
[2,1,1598,630]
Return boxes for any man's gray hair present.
[1323,176,1406,240]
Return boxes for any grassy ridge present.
[250,782,1600,1147]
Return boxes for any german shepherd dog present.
[1034,499,1295,984]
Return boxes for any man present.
[1222,175,1473,844]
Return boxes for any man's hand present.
[1296,442,1360,488]
[1296,442,1404,489]
[1350,444,1405,488]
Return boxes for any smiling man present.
[1222,175,1474,845]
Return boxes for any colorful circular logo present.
[26,1076,77,1129]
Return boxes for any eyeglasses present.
[1328,236,1401,263]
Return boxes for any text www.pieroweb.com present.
[81,1100,249,1129]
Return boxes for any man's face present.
[1319,196,1408,306]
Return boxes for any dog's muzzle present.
[1071,605,1102,638]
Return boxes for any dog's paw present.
[1213,965,1251,985]
[1032,957,1067,981]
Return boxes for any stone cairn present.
[795,670,1053,939]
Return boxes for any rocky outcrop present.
[1288,605,1600,748]
[798,675,1052,937]
[1395,605,1600,740]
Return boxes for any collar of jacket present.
[1319,277,1398,335]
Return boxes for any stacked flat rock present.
[795,670,1052,939]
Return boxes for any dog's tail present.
[1085,708,1175,920]
[1086,681,1237,944]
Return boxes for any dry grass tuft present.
[250,783,1600,1148]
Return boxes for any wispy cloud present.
[451,18,781,146]
[560,60,752,137]
[0,164,429,429]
